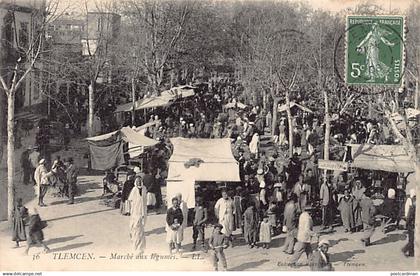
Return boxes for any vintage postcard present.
[0,0,419,273]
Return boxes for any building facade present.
[0,0,46,110]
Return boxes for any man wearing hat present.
[34,159,48,205]
[208,223,229,271]
[309,239,333,271]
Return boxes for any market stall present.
[347,143,414,173]
[166,138,240,208]
[86,126,159,170]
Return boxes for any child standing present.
[12,198,28,248]
[208,224,229,271]
[192,197,208,252]
[259,215,272,249]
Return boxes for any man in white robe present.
[128,167,147,255]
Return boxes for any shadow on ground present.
[50,242,93,253]
[47,208,114,222]
[146,227,166,236]
[230,259,270,271]
[330,238,349,247]
[330,249,365,263]
[372,233,406,246]
[45,235,83,246]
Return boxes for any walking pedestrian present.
[208,224,229,271]
[360,189,376,246]
[12,198,28,248]
[24,207,50,255]
[289,209,319,267]
[283,194,298,254]
[128,173,147,255]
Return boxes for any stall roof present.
[114,95,174,113]
[278,101,313,113]
[348,143,414,173]
[86,127,158,146]
[167,138,240,208]
[115,85,195,113]
[86,127,158,170]
[167,138,240,182]
[160,85,195,98]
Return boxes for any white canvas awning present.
[114,95,174,113]
[278,101,313,113]
[160,85,195,98]
[167,138,240,208]
[347,143,414,173]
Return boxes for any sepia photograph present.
[0,0,419,273]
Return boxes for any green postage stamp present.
[346,15,405,85]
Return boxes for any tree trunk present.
[271,97,279,137]
[7,91,15,222]
[0,89,5,166]
[323,89,331,184]
[285,89,293,157]
[415,159,420,262]
[88,81,94,137]
[131,77,136,126]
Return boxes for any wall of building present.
[0,1,45,110]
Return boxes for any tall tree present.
[0,0,60,222]
[120,0,193,94]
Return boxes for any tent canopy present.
[348,143,414,173]
[114,85,195,113]
[86,127,158,170]
[168,138,240,181]
[160,85,195,98]
[114,95,173,113]
[167,138,240,208]
[278,101,313,113]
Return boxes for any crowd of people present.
[107,79,417,270]
[11,77,417,270]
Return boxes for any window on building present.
[3,12,14,47]
[19,22,29,49]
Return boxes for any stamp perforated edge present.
[344,14,407,88]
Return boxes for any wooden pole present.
[131,77,136,126]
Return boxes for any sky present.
[59,0,416,14]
